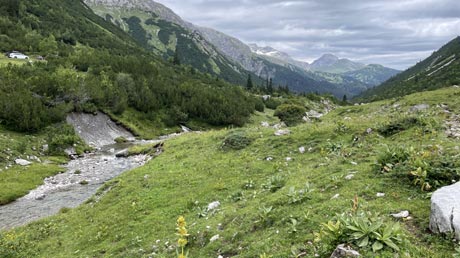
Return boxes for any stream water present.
[0,143,152,230]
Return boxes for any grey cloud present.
[156,0,460,69]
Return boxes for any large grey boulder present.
[429,182,460,239]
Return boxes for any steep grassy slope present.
[344,64,401,86]
[357,37,460,101]
[86,4,252,85]
[3,87,460,257]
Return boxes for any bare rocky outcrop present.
[66,112,135,148]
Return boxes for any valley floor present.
[2,87,460,257]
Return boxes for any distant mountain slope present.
[344,64,400,86]
[85,0,251,85]
[310,54,365,74]
[357,36,460,101]
[248,43,310,70]
[84,0,397,97]
[199,27,371,96]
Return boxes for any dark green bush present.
[254,98,265,112]
[274,104,307,126]
[222,131,252,150]
[264,98,282,110]
[46,124,81,155]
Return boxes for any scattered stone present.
[35,194,46,200]
[306,110,324,119]
[262,95,271,101]
[344,117,351,120]
[410,104,430,112]
[274,129,290,136]
[366,128,373,134]
[207,201,221,211]
[266,156,273,161]
[350,161,358,166]
[273,122,286,129]
[210,234,220,242]
[115,149,129,158]
[391,210,410,219]
[261,121,270,127]
[331,194,340,199]
[286,157,292,162]
[217,223,223,231]
[429,182,460,239]
[15,159,32,166]
[376,193,385,197]
[299,146,306,154]
[330,244,360,257]
[42,144,49,152]
[344,174,354,180]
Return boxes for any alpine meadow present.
[1,1,460,258]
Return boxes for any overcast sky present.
[155,0,460,70]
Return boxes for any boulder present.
[115,149,129,158]
[207,201,221,211]
[330,244,360,257]
[429,182,460,239]
[409,104,429,112]
[274,129,290,136]
[15,159,32,166]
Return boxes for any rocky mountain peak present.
[312,53,340,66]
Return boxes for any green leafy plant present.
[242,179,255,189]
[376,145,410,172]
[314,212,404,253]
[410,167,431,191]
[286,183,314,204]
[262,175,286,192]
[256,206,274,227]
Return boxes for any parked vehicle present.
[8,52,29,59]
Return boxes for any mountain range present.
[84,0,400,97]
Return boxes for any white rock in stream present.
[429,182,460,239]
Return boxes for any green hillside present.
[357,37,460,101]
[344,64,400,86]
[87,5,252,85]
[0,0,259,134]
[3,87,460,257]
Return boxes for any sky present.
[155,0,460,70]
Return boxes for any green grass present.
[0,163,64,205]
[0,126,70,204]
[2,87,460,257]
[0,55,29,67]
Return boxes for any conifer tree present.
[173,47,180,65]
[246,74,253,90]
